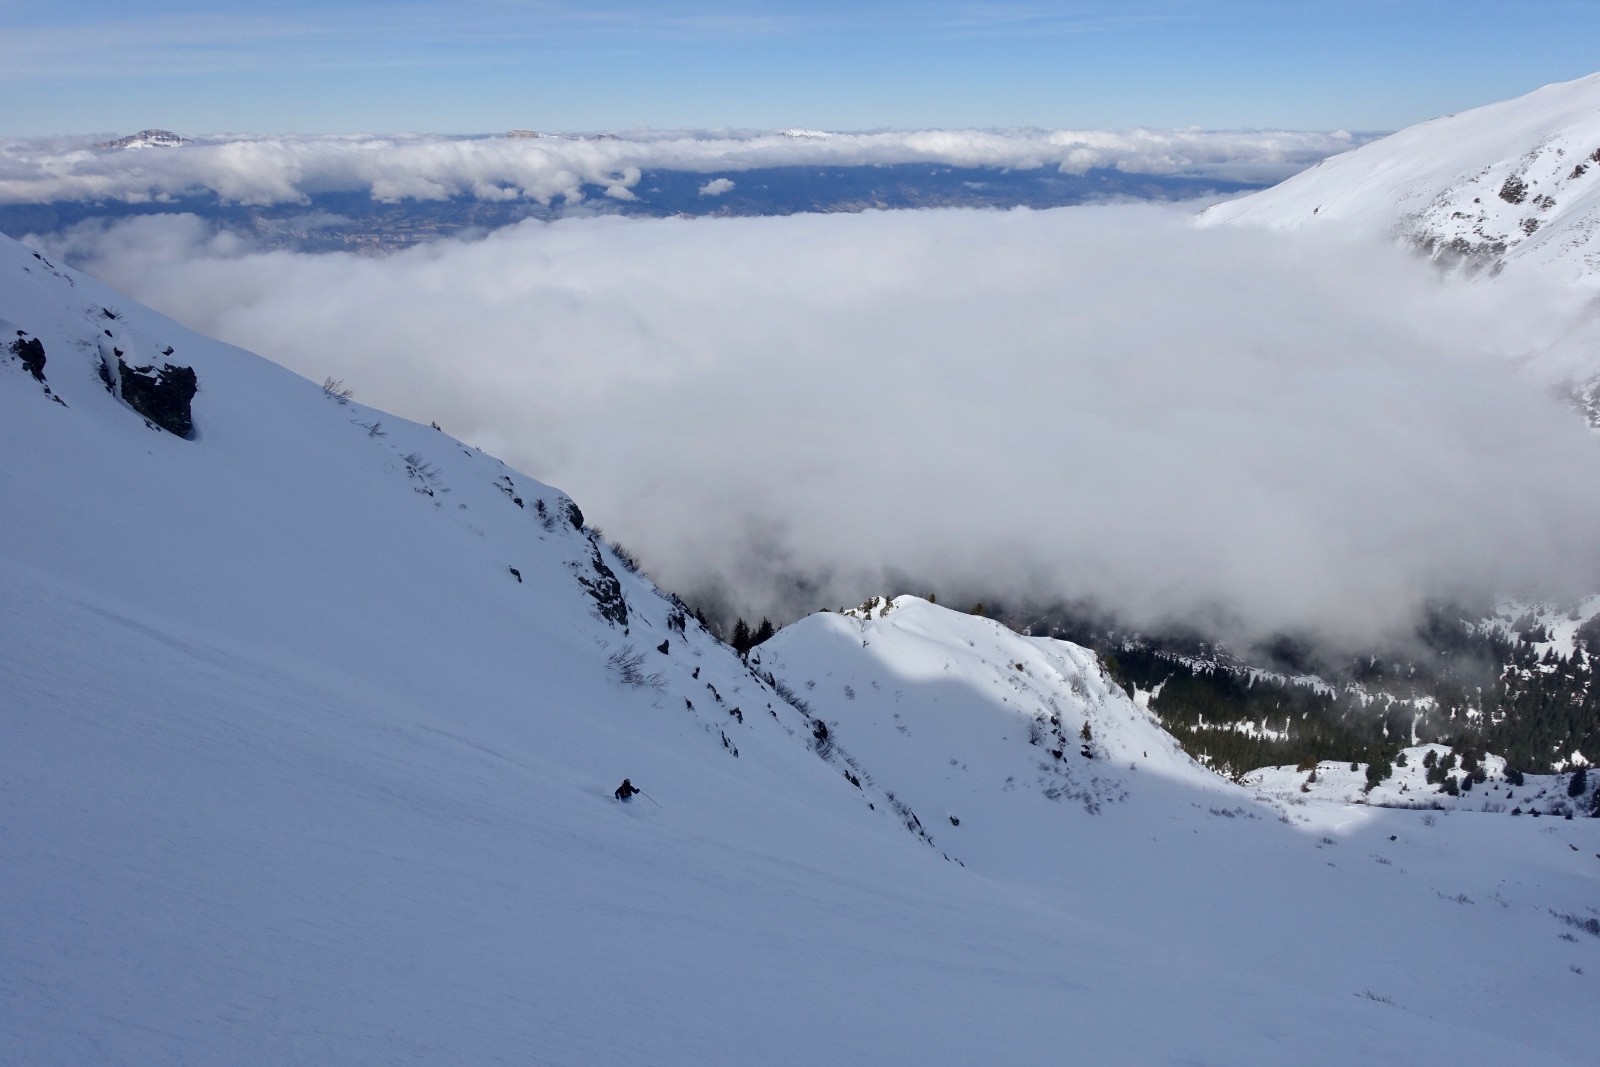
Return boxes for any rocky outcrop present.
[100,344,198,438]
[575,540,628,627]
[9,334,46,382]
[119,360,198,438]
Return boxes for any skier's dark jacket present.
[615,779,640,801]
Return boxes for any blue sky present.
[4,1,1599,136]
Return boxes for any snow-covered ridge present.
[755,595,1265,878]
[1203,72,1600,285]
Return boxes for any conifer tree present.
[1364,759,1392,792]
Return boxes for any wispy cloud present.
[0,2,804,81]
[0,7,522,82]
[933,1,1179,35]
[0,13,340,79]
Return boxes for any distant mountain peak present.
[95,129,188,150]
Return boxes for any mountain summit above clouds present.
[1203,73,1600,285]
[93,128,188,150]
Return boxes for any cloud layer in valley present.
[0,128,1367,208]
[37,203,1600,645]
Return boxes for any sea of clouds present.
[34,200,1600,646]
[0,128,1366,207]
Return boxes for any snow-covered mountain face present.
[752,597,1229,870]
[0,231,958,1060]
[1203,73,1600,288]
[93,128,188,150]
[5,231,1600,1063]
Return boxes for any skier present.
[614,778,640,802]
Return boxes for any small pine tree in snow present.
[1364,759,1392,792]
[1568,765,1589,798]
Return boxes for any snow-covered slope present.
[752,596,1230,867]
[0,234,954,1062]
[1203,73,1600,284]
[753,597,1600,1059]
[4,233,1600,1063]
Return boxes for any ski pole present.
[638,790,663,808]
